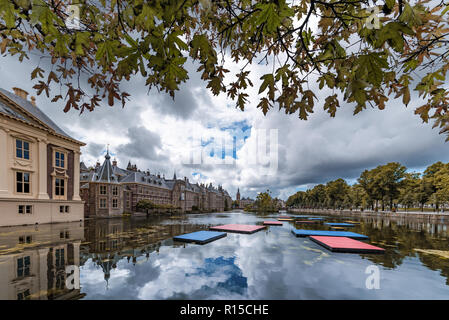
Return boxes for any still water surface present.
[1,210,449,299]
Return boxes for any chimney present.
[12,87,29,100]
[30,96,36,106]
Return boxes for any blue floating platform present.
[308,217,324,221]
[291,229,368,240]
[173,231,227,244]
[324,222,355,227]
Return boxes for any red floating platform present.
[309,236,385,254]
[210,224,266,234]
[263,221,283,226]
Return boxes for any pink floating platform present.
[309,236,385,254]
[263,221,283,226]
[210,224,266,234]
[278,215,291,218]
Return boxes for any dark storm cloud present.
[116,126,167,161]
[85,142,105,159]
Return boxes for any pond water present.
[1,210,449,299]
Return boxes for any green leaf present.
[0,0,17,28]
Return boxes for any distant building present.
[80,154,232,217]
[0,87,85,227]
[239,197,255,209]
[235,189,254,209]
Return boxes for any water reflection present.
[0,222,84,300]
[0,212,449,299]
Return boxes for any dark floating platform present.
[295,220,320,224]
[309,236,385,254]
[210,224,266,234]
[173,231,227,245]
[291,229,369,240]
[324,222,355,227]
[263,221,283,226]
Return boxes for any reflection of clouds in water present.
[78,213,449,300]
[138,246,249,299]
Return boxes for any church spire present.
[105,144,110,160]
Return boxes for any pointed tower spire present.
[105,144,110,160]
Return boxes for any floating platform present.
[291,229,369,240]
[324,222,355,227]
[278,218,294,221]
[210,224,266,234]
[345,220,361,224]
[331,226,345,230]
[307,217,324,221]
[173,231,227,245]
[309,236,385,254]
[296,220,319,224]
[263,221,283,226]
[278,215,292,219]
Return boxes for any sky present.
[1,47,449,201]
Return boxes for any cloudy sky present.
[2,46,449,201]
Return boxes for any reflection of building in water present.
[0,222,85,299]
[80,218,204,287]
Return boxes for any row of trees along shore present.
[286,162,449,212]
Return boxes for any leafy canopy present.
[1,0,449,138]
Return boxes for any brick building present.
[80,154,232,216]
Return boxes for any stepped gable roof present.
[0,88,84,145]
